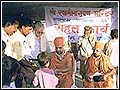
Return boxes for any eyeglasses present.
[36,31,44,34]
[39,32,44,34]
[35,29,44,34]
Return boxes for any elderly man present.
[78,25,97,79]
[48,37,75,88]
[24,21,51,60]
[83,41,116,88]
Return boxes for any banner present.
[45,6,118,44]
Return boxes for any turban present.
[54,37,65,47]
[94,41,104,50]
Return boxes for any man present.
[83,41,116,88]
[2,19,18,56]
[78,25,97,78]
[48,37,75,88]
[9,18,33,61]
[25,21,51,60]
[103,29,118,88]
[9,17,36,88]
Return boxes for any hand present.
[11,75,17,81]
[32,66,39,72]
[87,76,92,82]
[54,69,63,75]
[85,75,92,82]
[84,53,88,59]
[54,69,59,75]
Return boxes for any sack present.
[93,75,104,82]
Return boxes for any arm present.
[78,45,89,61]
[19,58,33,67]
[103,40,111,57]
[19,58,38,71]
[104,58,116,80]
[89,34,97,48]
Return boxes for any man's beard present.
[56,51,63,55]
[93,53,100,58]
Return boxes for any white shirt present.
[1,27,12,56]
[10,30,29,60]
[109,39,119,67]
[24,32,51,59]
[79,36,93,57]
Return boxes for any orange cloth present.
[94,41,104,50]
[48,51,75,88]
[83,53,114,88]
[54,37,65,47]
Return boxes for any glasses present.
[35,29,44,34]
[39,32,44,34]
[36,31,44,34]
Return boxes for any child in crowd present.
[33,52,58,88]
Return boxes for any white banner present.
[45,6,118,44]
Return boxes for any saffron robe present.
[49,51,75,88]
[83,53,114,88]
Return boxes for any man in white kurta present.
[1,28,12,56]
[78,26,97,79]
[10,29,31,61]
[24,32,51,60]
[23,22,51,68]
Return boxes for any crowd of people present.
[2,16,118,88]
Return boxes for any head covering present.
[94,41,104,50]
[54,37,65,47]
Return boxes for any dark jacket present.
[2,55,20,86]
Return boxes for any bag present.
[93,75,104,82]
